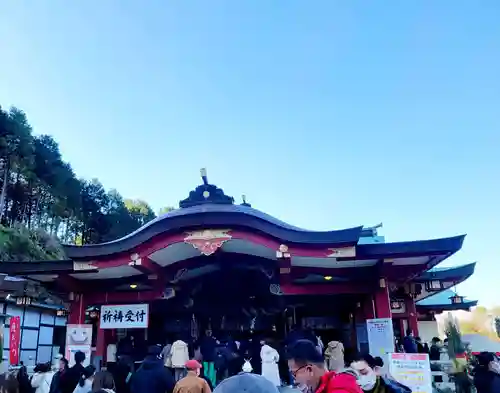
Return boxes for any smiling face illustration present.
[68,327,90,345]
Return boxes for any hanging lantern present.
[87,306,100,320]
[390,300,405,312]
[56,309,69,317]
[450,294,465,304]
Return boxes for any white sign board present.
[100,304,149,329]
[366,318,395,356]
[65,324,93,366]
[389,353,432,393]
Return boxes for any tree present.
[125,199,156,227]
[0,104,163,252]
[158,206,175,216]
[0,107,34,221]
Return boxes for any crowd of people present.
[3,325,500,393]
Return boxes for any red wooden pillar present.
[68,294,87,325]
[405,296,419,336]
[95,318,106,358]
[362,295,375,320]
[399,318,406,337]
[374,279,391,319]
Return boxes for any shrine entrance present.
[147,265,287,344]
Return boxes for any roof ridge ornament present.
[241,194,251,207]
[179,168,235,208]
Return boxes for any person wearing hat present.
[130,345,175,393]
[212,372,279,393]
[173,360,212,393]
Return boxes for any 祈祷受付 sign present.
[100,304,149,329]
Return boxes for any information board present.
[389,353,433,393]
[366,318,395,356]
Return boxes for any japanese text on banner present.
[9,316,21,365]
[100,304,149,329]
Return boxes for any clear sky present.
[1,1,499,306]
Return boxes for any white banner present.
[100,304,149,329]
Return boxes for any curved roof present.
[417,262,476,282]
[62,178,466,261]
[64,203,364,259]
[417,289,478,310]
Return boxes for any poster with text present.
[366,318,395,357]
[389,353,432,393]
[9,316,21,365]
[100,304,149,329]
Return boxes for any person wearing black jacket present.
[429,337,442,361]
[129,345,175,393]
[60,351,86,393]
[110,356,133,393]
[49,357,69,393]
[473,352,500,393]
[17,362,32,393]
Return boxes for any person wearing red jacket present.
[287,340,362,393]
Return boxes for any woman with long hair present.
[73,365,96,393]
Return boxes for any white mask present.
[357,373,377,390]
[491,362,500,374]
[297,384,312,393]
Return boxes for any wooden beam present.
[128,257,168,289]
[56,274,86,293]
[85,289,164,304]
[0,260,93,275]
[280,283,373,295]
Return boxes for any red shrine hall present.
[3,171,475,365]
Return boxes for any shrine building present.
[0,171,477,366]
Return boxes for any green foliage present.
[0,224,65,261]
[0,104,159,251]
[444,313,466,358]
[158,206,175,216]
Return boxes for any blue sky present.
[1,1,498,306]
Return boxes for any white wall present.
[418,320,439,343]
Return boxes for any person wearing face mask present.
[350,354,411,393]
[473,352,500,393]
[287,340,362,393]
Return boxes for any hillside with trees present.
[0,105,173,260]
